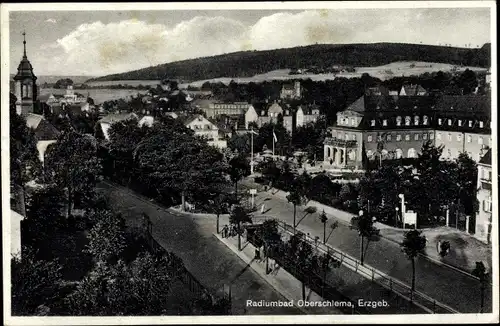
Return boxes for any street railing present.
[253,216,458,314]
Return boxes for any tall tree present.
[229,205,253,251]
[228,154,250,202]
[286,177,306,234]
[357,210,377,265]
[287,233,313,300]
[257,219,281,274]
[455,153,479,216]
[319,210,328,244]
[134,129,227,210]
[45,131,102,217]
[401,230,427,291]
[472,261,489,313]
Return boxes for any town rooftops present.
[400,84,427,96]
[434,95,491,115]
[98,112,138,124]
[479,149,491,165]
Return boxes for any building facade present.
[280,81,301,99]
[323,93,491,168]
[204,102,252,118]
[296,106,322,127]
[475,150,492,243]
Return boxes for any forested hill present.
[87,42,491,82]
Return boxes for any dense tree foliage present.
[54,78,74,89]
[89,43,490,82]
[10,93,41,187]
[11,250,63,316]
[45,131,102,216]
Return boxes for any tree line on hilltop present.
[87,43,491,82]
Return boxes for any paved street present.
[240,184,492,314]
[97,182,303,315]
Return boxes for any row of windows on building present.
[363,132,492,145]
[366,148,418,159]
[366,133,434,142]
[341,115,488,129]
[436,133,492,145]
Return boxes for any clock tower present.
[14,31,38,116]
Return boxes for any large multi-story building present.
[323,92,491,169]
[203,102,252,118]
[475,149,492,243]
[280,81,302,99]
[245,102,294,134]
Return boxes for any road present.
[97,182,305,315]
[239,181,492,314]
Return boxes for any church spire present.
[22,31,27,58]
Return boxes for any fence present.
[275,219,458,314]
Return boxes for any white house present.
[11,210,24,257]
[475,149,492,243]
[184,114,227,149]
[25,113,60,164]
[96,112,139,141]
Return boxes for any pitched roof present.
[401,84,427,95]
[434,95,490,116]
[479,149,491,165]
[347,96,366,112]
[25,113,60,141]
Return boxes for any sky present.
[8,6,492,77]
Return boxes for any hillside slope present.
[88,42,491,82]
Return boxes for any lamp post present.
[395,207,399,227]
[398,194,405,229]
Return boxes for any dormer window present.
[438,118,442,125]
[351,118,356,126]
[479,121,484,128]
[458,120,462,127]
[469,120,473,127]
[396,116,402,126]
[382,119,387,126]
[371,120,376,127]
[423,116,428,125]
[448,119,452,126]
[414,116,419,126]
[405,116,411,126]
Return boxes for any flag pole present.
[272,128,275,161]
[251,127,254,175]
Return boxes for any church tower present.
[14,31,38,116]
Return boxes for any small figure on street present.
[437,240,441,254]
[261,203,266,214]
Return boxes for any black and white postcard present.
[1,1,498,324]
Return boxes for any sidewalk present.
[216,215,427,315]
[214,232,343,315]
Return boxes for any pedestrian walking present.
[437,240,441,254]
[261,203,266,214]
